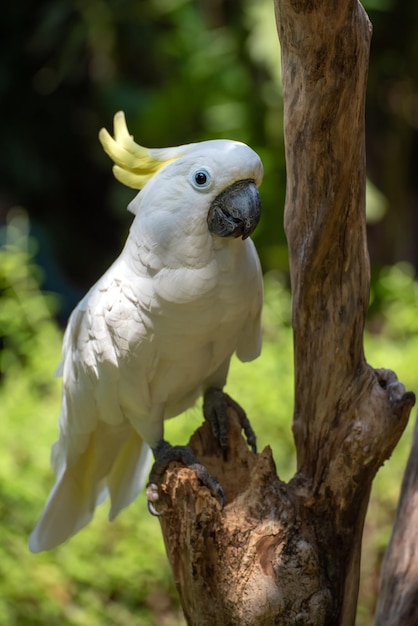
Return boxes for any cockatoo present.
[29,111,263,553]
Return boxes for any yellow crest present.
[98,111,178,189]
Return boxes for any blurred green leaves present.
[1,0,286,295]
[2,0,418,305]
[1,2,418,623]
[0,209,61,379]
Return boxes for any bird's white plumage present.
[29,138,263,553]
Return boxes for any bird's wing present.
[29,269,156,553]
[235,239,263,363]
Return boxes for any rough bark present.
[374,413,418,626]
[156,2,416,625]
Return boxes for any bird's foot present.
[146,440,225,516]
[203,387,257,460]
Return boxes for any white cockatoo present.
[29,112,263,553]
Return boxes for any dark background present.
[1,0,417,319]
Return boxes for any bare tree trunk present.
[157,2,415,624]
[374,413,418,626]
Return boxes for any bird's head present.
[99,112,263,244]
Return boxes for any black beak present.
[207,179,262,240]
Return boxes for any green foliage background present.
[3,0,418,298]
[1,0,418,623]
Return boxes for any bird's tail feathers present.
[107,436,152,521]
[28,464,104,553]
[29,426,151,553]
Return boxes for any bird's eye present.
[195,171,207,185]
[192,169,211,189]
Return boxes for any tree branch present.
[158,412,333,625]
[374,412,418,626]
[275,2,415,622]
[155,2,416,624]
[276,0,372,473]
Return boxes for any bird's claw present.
[146,441,225,515]
[189,463,225,508]
[203,387,257,458]
[146,483,161,516]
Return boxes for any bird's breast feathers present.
[62,236,261,419]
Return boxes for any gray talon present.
[203,387,257,457]
[147,441,224,514]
